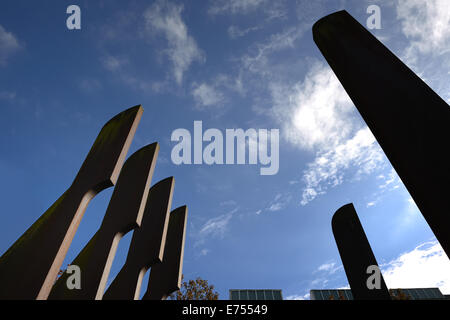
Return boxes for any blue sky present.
[0,0,449,300]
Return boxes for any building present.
[229,289,283,300]
[310,288,447,300]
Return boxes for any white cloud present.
[228,25,261,39]
[194,208,238,246]
[214,73,246,96]
[209,0,268,15]
[365,168,402,208]
[209,0,287,21]
[317,262,336,273]
[366,201,376,207]
[270,63,355,151]
[0,24,21,65]
[101,55,128,72]
[295,1,328,23]
[286,293,310,300]
[396,0,450,59]
[242,27,306,76]
[381,240,450,294]
[267,202,283,212]
[144,0,204,84]
[300,127,385,205]
[268,62,389,205]
[378,168,399,189]
[199,213,233,237]
[267,195,291,212]
[311,277,329,288]
[257,192,292,214]
[304,261,347,294]
[316,261,342,275]
[192,83,225,109]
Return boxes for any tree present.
[389,289,411,300]
[169,275,219,300]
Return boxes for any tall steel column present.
[313,11,450,258]
[332,204,390,300]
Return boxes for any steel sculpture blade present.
[49,142,159,300]
[142,206,188,300]
[0,106,143,299]
[313,10,450,258]
[103,177,174,300]
[332,203,390,300]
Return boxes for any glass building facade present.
[310,288,446,300]
[229,289,283,300]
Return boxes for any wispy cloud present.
[381,240,450,294]
[378,168,400,190]
[300,127,385,205]
[396,0,450,62]
[100,55,128,72]
[209,0,267,14]
[228,25,261,39]
[208,0,285,19]
[365,168,401,208]
[199,213,233,237]
[285,292,310,300]
[296,260,347,296]
[242,27,306,76]
[0,24,21,65]
[144,0,204,84]
[267,193,292,212]
[256,192,292,214]
[315,261,343,275]
[395,0,450,104]
[270,63,355,151]
[194,208,238,246]
[192,82,225,109]
[268,62,387,205]
[317,262,335,273]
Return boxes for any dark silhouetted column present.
[332,203,390,300]
[143,206,188,300]
[49,143,159,300]
[103,177,174,300]
[0,106,143,300]
[313,10,450,259]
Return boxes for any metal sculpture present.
[143,206,188,300]
[103,177,175,300]
[332,203,390,300]
[0,106,188,300]
[49,143,159,300]
[313,10,450,259]
[0,106,143,300]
